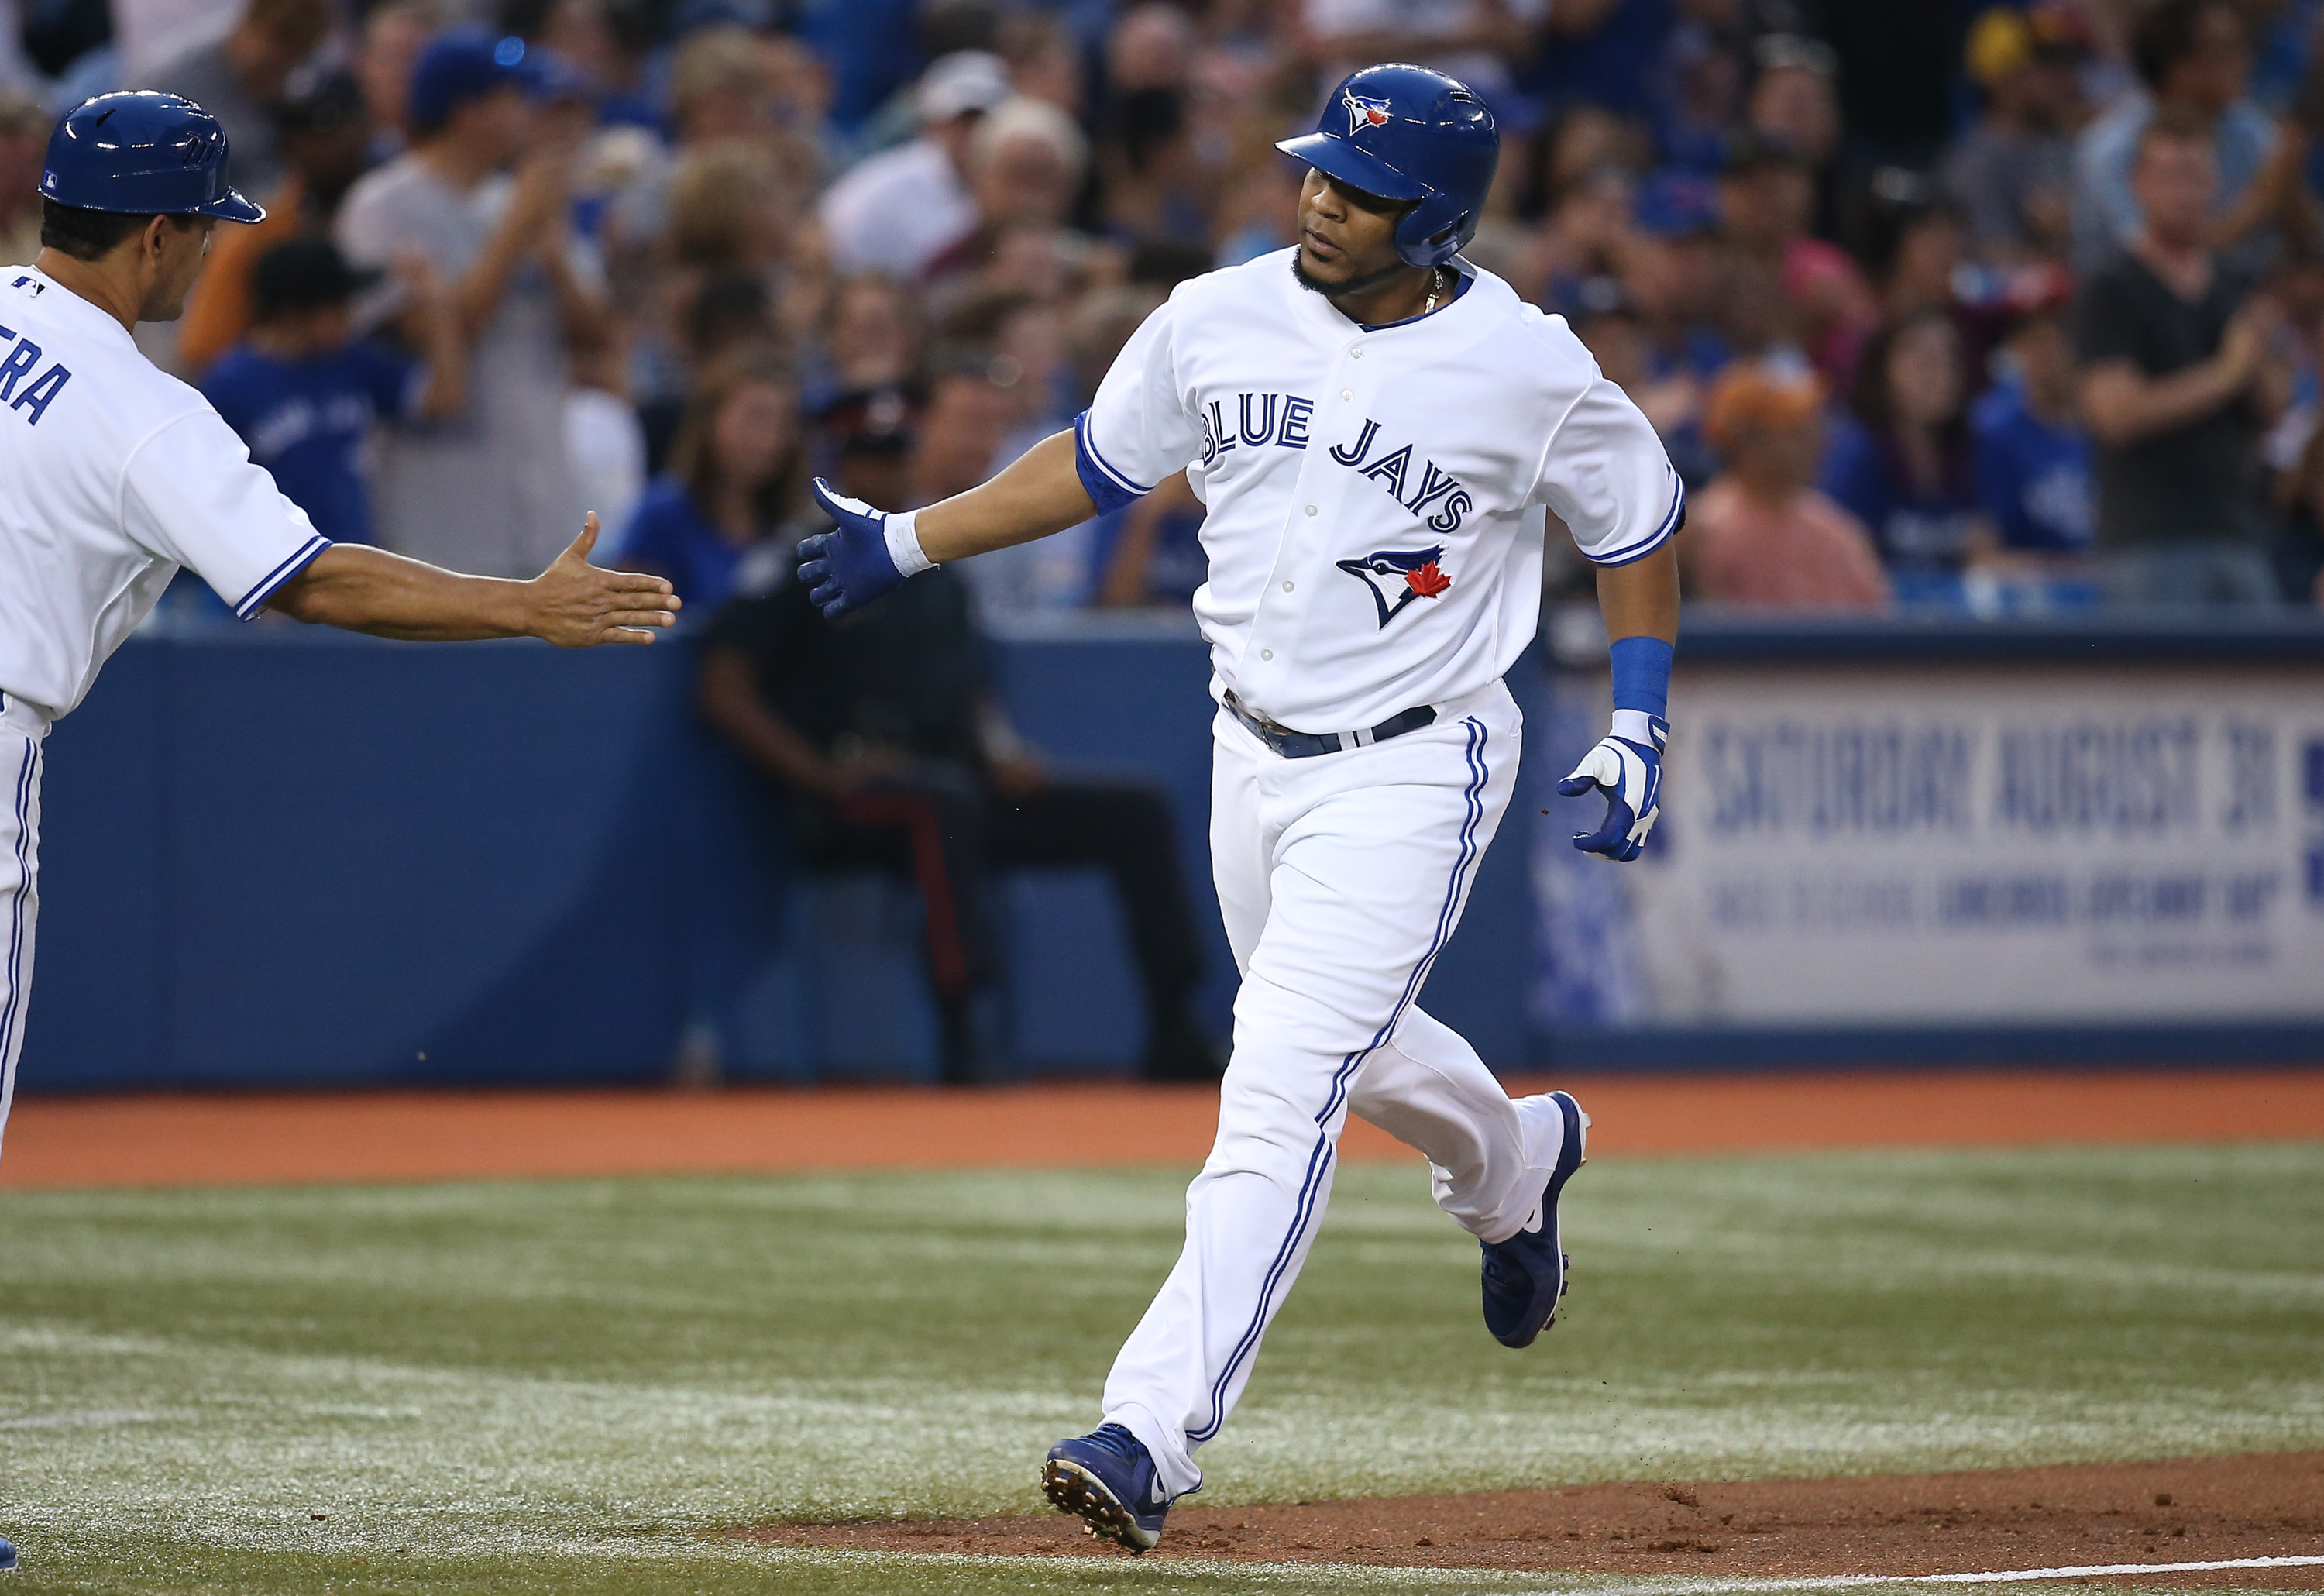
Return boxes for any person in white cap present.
[817,50,1012,279]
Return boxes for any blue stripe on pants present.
[0,732,40,1161]
[1186,717,1491,1446]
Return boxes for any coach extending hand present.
[0,91,676,1293]
[270,512,679,645]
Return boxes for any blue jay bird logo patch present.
[1344,90,1394,133]
[1336,545,1451,628]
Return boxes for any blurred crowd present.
[9,0,2324,616]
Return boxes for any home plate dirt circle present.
[744,1452,2324,1583]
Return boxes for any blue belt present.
[1225,692,1437,759]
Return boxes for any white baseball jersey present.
[1076,247,1679,733]
[0,266,329,722]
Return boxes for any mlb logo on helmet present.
[1344,90,1394,133]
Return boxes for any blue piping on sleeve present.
[1074,411,1152,514]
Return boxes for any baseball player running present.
[0,91,678,1567]
[797,64,1678,1553]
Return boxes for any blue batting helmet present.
[39,91,266,223]
[1275,64,1498,270]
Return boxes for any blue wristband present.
[1608,635,1673,718]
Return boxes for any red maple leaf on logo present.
[1404,562,1451,598]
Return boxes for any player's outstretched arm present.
[267,514,679,646]
[1559,542,1681,863]
[799,431,1095,618]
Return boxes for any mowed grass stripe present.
[0,1144,2319,1594]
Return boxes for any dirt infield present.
[4,1068,2322,1188]
[748,1451,2324,1582]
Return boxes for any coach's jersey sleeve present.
[120,407,332,620]
[1074,298,1202,513]
[1530,373,1684,568]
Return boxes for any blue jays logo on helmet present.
[1336,545,1452,628]
[1344,90,1394,134]
[1277,64,1499,269]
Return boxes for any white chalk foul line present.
[1490,1554,2324,1596]
[1920,1556,2324,1584]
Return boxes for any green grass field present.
[2,1142,2320,1595]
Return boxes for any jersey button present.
[1282,580,1294,592]
[1305,504,1317,516]
[1350,347,1365,358]
[1261,649,1274,661]
[1340,389,1353,401]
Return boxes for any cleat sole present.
[1041,1458,1158,1553]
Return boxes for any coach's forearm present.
[269,544,531,640]
[913,431,1099,562]
[1595,542,1680,644]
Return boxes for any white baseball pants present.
[0,702,45,1165]
[1102,680,1576,1498]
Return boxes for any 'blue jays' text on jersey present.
[1074,249,1680,733]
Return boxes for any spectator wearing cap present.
[1822,310,1995,597]
[1686,363,1889,611]
[1716,132,1879,394]
[2071,0,2296,275]
[1971,297,2096,568]
[1626,172,1729,371]
[818,50,1010,280]
[2074,118,2289,604]
[0,93,43,267]
[201,239,467,548]
[336,28,616,580]
[178,71,374,374]
[1945,4,2091,264]
[132,0,335,198]
[620,349,804,611]
[696,444,1219,1088]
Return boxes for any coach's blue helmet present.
[40,91,266,223]
[1276,64,1498,270]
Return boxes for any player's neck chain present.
[1422,268,1449,317]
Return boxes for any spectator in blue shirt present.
[1972,301,2097,563]
[1822,309,1996,600]
[202,239,466,547]
[621,349,805,611]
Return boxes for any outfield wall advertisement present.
[1533,668,2324,1027]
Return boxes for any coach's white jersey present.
[0,267,328,722]
[1078,248,1679,732]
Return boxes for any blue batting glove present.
[799,477,910,618]
[1557,710,1667,863]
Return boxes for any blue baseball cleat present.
[1480,1090,1588,1349]
[0,1532,16,1571]
[1041,1422,1171,1552]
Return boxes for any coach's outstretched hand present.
[799,478,910,619]
[528,513,682,647]
[1558,710,1667,863]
